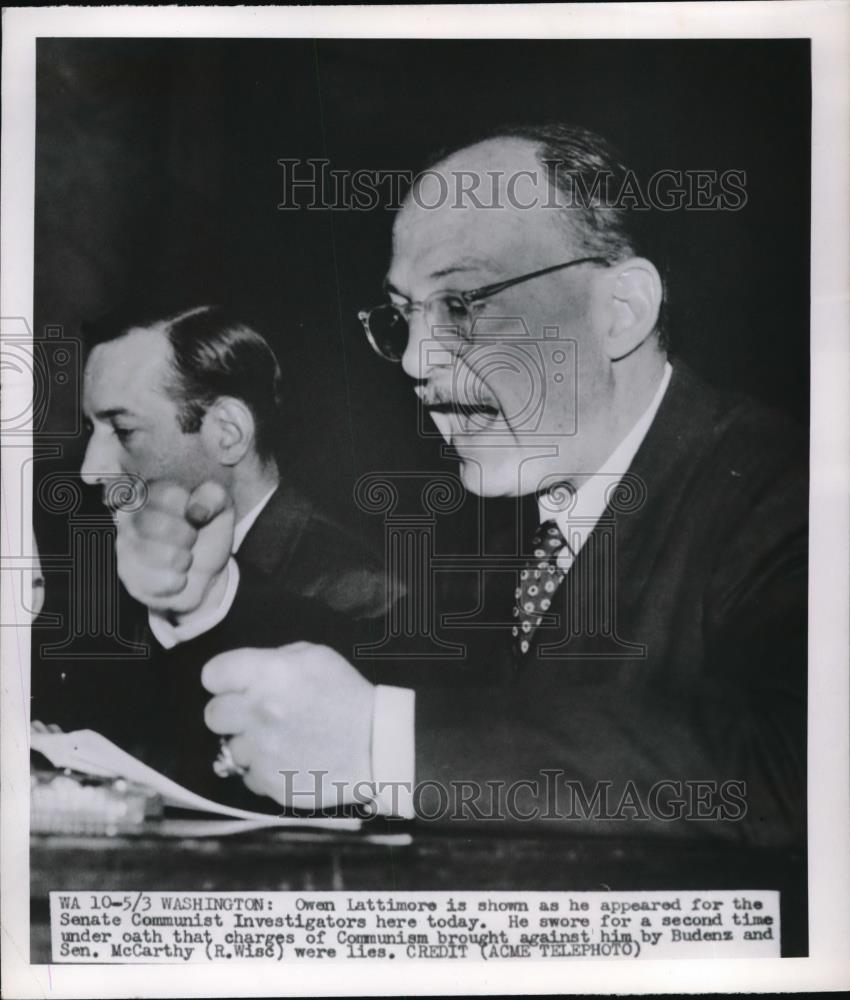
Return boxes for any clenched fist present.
[201,642,376,809]
[114,480,235,615]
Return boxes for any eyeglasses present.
[358,256,609,362]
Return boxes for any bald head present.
[380,127,666,498]
[395,138,580,278]
[390,137,589,314]
[396,123,658,294]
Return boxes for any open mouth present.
[424,400,502,441]
[426,401,499,420]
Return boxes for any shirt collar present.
[538,361,672,539]
[233,484,278,552]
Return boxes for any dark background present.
[34,37,811,539]
[30,41,811,955]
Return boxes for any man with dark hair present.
[155,306,284,462]
[45,305,397,804]
[81,304,282,519]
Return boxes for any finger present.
[227,734,253,769]
[123,564,189,600]
[129,538,193,575]
[201,649,260,695]
[280,640,314,654]
[191,511,236,575]
[242,768,269,799]
[204,693,251,735]
[134,507,197,549]
[146,481,192,517]
[186,481,231,528]
[47,723,64,734]
[31,720,48,733]
[112,506,137,541]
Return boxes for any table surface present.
[30,825,808,961]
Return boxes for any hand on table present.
[201,642,376,810]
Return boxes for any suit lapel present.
[531,363,722,662]
[599,362,720,606]
[235,483,312,577]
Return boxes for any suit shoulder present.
[671,364,806,485]
[274,496,403,619]
[708,390,807,495]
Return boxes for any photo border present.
[2,3,848,996]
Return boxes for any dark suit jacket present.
[385,364,806,848]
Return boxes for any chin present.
[457,456,523,498]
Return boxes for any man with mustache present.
[204,125,805,844]
[36,304,394,805]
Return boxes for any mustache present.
[425,400,500,418]
[415,385,500,417]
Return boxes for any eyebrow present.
[430,259,498,281]
[383,257,501,297]
[93,407,136,421]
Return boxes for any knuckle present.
[154,569,187,596]
[179,522,200,548]
[257,696,286,725]
[137,509,168,540]
[196,480,226,504]
[152,482,189,510]
[171,548,193,573]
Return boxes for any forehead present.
[390,138,570,287]
[84,326,174,409]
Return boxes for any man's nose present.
[400,312,454,381]
[80,433,117,487]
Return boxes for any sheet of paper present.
[31,729,362,832]
[157,818,412,844]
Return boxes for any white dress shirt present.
[538,361,672,568]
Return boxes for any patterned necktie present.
[512,519,572,660]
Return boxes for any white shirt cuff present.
[370,685,415,818]
[148,558,240,649]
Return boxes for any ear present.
[200,396,255,467]
[600,257,663,361]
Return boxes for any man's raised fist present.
[114,480,235,615]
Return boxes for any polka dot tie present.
[512,519,572,660]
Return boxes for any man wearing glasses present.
[202,124,806,844]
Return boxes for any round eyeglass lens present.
[368,305,408,361]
